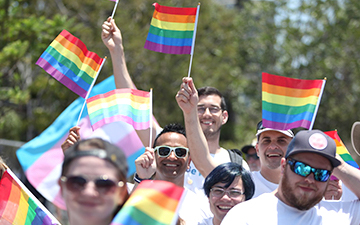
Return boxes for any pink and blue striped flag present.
[86,89,151,131]
[0,169,60,224]
[16,76,147,210]
[144,3,199,55]
[36,30,104,98]
[111,180,184,225]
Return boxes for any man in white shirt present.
[221,130,360,225]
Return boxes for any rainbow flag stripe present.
[325,130,360,169]
[0,170,58,225]
[36,30,104,98]
[262,72,325,130]
[86,88,151,130]
[111,180,184,225]
[144,2,198,54]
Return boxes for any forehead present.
[290,152,332,170]
[247,148,256,154]
[198,94,222,107]
[259,130,290,140]
[214,176,244,189]
[156,132,187,147]
[65,156,119,178]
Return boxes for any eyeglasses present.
[246,153,259,160]
[210,187,244,198]
[197,106,222,114]
[154,146,189,158]
[60,175,124,194]
[287,158,332,182]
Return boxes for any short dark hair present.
[153,123,186,148]
[203,162,254,201]
[197,86,227,111]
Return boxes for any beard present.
[280,167,325,211]
[202,124,222,140]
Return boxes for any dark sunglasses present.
[60,175,124,194]
[287,158,332,182]
[154,145,189,158]
[246,153,259,160]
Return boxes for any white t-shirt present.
[180,188,208,225]
[251,171,278,198]
[221,193,360,225]
[197,217,213,225]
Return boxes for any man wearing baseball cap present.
[222,130,360,224]
[251,121,294,197]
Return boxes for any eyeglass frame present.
[210,187,245,198]
[197,106,223,114]
[154,145,189,158]
[287,158,332,182]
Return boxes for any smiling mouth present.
[217,205,233,211]
[267,153,282,158]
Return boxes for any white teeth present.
[218,206,232,210]
[268,154,280,157]
[165,164,177,167]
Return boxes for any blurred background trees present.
[1,0,360,169]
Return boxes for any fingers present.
[135,147,155,169]
[324,179,342,200]
[61,126,81,152]
[176,77,194,101]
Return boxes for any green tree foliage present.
[1,0,360,165]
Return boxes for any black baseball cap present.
[285,130,341,167]
[241,145,255,154]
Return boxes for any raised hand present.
[61,126,81,152]
[176,77,199,114]
[134,147,157,179]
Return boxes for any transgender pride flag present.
[16,76,145,209]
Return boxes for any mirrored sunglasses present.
[60,175,124,194]
[287,158,332,182]
[210,187,244,198]
[154,145,189,158]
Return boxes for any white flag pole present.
[110,0,120,19]
[187,3,200,78]
[309,78,326,130]
[149,88,153,148]
[76,57,107,126]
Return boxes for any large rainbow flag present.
[262,72,326,130]
[86,88,151,131]
[324,130,360,169]
[16,76,146,210]
[0,169,60,225]
[111,180,184,225]
[36,30,104,98]
[144,2,199,55]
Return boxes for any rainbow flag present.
[111,180,184,225]
[262,72,326,130]
[86,88,151,131]
[0,169,60,225]
[324,130,360,169]
[36,30,104,98]
[144,2,199,55]
[16,76,148,210]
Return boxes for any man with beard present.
[133,123,205,224]
[221,130,360,225]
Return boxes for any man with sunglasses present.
[133,123,206,224]
[221,130,360,225]
[241,144,261,171]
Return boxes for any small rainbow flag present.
[144,2,199,55]
[262,72,326,130]
[0,169,60,225]
[324,130,360,169]
[36,30,104,98]
[111,180,184,225]
[86,88,151,130]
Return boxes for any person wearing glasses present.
[221,130,360,225]
[100,17,249,193]
[241,144,261,171]
[59,138,129,225]
[133,123,205,224]
[199,162,254,225]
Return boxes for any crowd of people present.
[2,17,360,225]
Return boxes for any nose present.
[82,182,99,196]
[220,192,232,201]
[167,151,177,160]
[304,173,316,183]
